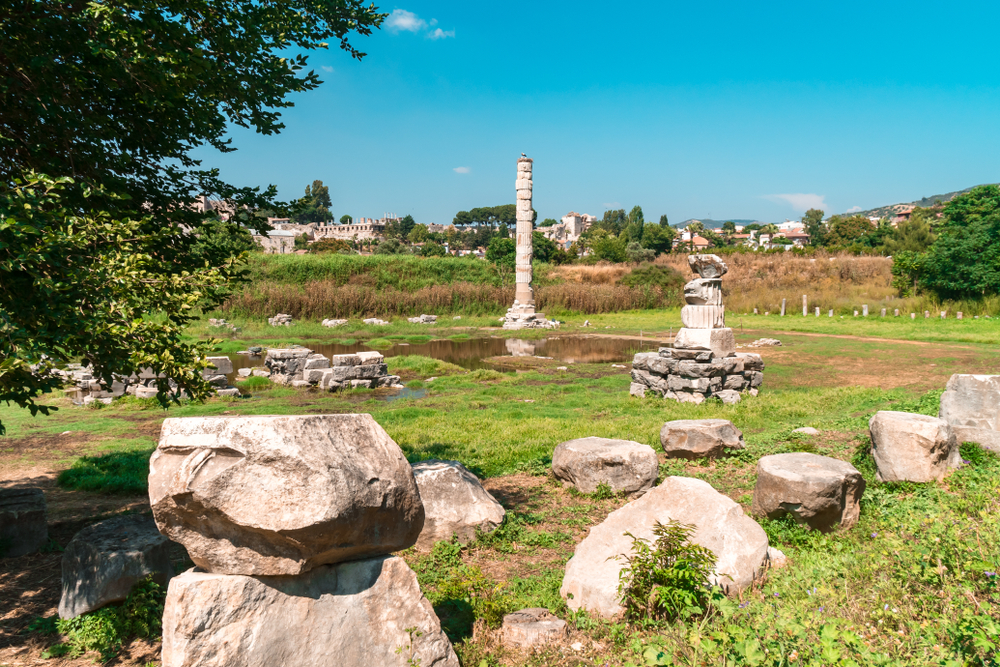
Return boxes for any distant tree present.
[340,214,352,225]
[626,241,655,263]
[293,233,310,250]
[825,215,873,248]
[590,229,628,263]
[532,231,557,263]
[598,209,628,236]
[420,241,446,257]
[374,238,407,255]
[659,214,670,227]
[486,236,516,285]
[293,180,332,223]
[407,225,430,244]
[884,209,936,254]
[801,208,826,246]
[641,224,675,255]
[538,218,558,228]
[744,223,762,232]
[385,214,416,240]
[917,185,1000,300]
[721,221,737,235]
[309,238,352,254]
[624,205,645,242]
[189,218,257,264]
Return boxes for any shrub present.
[57,448,153,494]
[617,520,720,621]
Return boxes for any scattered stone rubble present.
[363,317,390,326]
[268,313,293,327]
[630,255,764,404]
[152,414,459,667]
[407,314,438,324]
[54,356,238,403]
[552,437,658,497]
[752,453,865,532]
[746,338,781,348]
[207,318,238,332]
[321,318,348,328]
[251,348,402,391]
[501,608,569,649]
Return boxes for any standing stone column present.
[503,155,556,330]
[514,158,535,310]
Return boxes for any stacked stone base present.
[258,348,402,391]
[502,303,558,330]
[56,356,238,403]
[630,347,764,405]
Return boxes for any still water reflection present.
[228,335,666,372]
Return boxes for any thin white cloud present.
[763,193,827,212]
[845,205,862,213]
[428,28,455,40]
[320,66,334,73]
[603,202,621,209]
[386,9,426,32]
[453,166,471,174]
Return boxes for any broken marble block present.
[552,437,658,496]
[0,487,47,558]
[410,460,505,551]
[149,414,425,575]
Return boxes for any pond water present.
[228,335,667,373]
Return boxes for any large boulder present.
[59,514,174,619]
[552,437,659,496]
[161,556,459,667]
[501,608,568,649]
[869,411,961,483]
[149,414,424,575]
[752,453,865,532]
[560,477,768,618]
[660,419,745,460]
[411,460,505,551]
[939,374,1000,452]
[0,487,47,558]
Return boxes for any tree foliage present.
[0,0,384,431]
[293,180,332,223]
[884,208,937,255]
[801,208,825,246]
[641,224,675,255]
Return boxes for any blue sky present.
[197,1,1000,225]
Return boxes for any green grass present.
[57,448,155,494]
[386,355,465,377]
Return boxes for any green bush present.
[617,520,720,621]
[38,576,165,661]
[57,448,153,494]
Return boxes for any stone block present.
[671,348,714,362]
[674,327,736,358]
[161,557,458,667]
[714,389,742,404]
[150,415,425,575]
[560,477,768,618]
[515,178,532,190]
[501,608,568,649]
[356,351,385,365]
[411,461,505,550]
[938,374,1000,450]
[683,278,723,306]
[215,387,241,397]
[631,352,658,371]
[688,254,728,279]
[722,374,747,391]
[676,360,725,379]
[667,375,711,393]
[869,411,961,482]
[59,515,173,619]
[516,189,532,200]
[629,382,647,398]
[330,354,361,367]
[303,369,327,383]
[552,437,659,496]
[303,356,330,370]
[351,379,373,389]
[752,453,865,532]
[736,352,764,371]
[204,357,233,375]
[660,419,746,459]
[0,488,47,558]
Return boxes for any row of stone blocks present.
[256,348,401,390]
[54,356,240,403]
[629,347,764,403]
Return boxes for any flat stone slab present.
[560,476,768,618]
[674,328,736,358]
[150,414,424,575]
[501,608,568,649]
[752,453,865,532]
[660,419,745,459]
[59,514,174,619]
[411,460,505,551]
[552,437,658,496]
[161,556,458,667]
[869,411,961,483]
[0,487,47,558]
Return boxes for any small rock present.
[556,366,568,371]
[552,437,658,496]
[411,460,505,551]
[660,419,746,459]
[501,608,568,649]
[453,316,462,320]
[59,515,174,619]
[237,368,252,378]
[215,387,242,397]
[766,546,789,569]
[611,364,626,369]
[714,389,741,404]
[869,411,961,482]
[629,382,646,398]
[571,642,584,651]
[792,427,820,435]
[321,318,348,328]
[0,488,47,558]
[363,317,389,326]
[752,453,866,532]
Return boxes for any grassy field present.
[2,324,1000,665]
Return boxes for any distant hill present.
[676,218,762,229]
[843,185,991,219]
